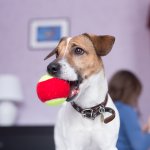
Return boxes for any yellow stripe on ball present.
[45,98,66,106]
[39,74,53,82]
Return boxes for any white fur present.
[54,69,120,150]
[63,37,72,57]
[58,58,78,81]
[57,37,78,81]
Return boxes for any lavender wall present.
[0,0,150,125]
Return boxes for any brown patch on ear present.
[44,37,67,60]
[83,33,115,56]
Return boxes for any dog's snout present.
[47,63,61,75]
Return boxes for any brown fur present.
[83,33,115,56]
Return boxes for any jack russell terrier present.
[44,33,120,150]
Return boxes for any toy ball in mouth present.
[36,74,71,106]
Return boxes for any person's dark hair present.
[109,70,142,107]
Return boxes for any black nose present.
[47,63,61,75]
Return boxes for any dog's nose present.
[47,63,61,75]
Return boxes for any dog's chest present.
[62,110,113,149]
[63,104,109,134]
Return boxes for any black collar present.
[71,94,115,124]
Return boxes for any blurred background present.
[0,0,150,126]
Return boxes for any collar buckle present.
[81,108,94,120]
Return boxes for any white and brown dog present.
[45,33,120,150]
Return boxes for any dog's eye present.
[74,47,85,55]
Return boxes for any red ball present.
[36,75,70,106]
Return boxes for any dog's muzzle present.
[47,62,83,102]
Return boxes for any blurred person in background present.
[109,70,150,150]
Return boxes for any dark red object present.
[37,77,70,102]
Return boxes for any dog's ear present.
[44,37,67,60]
[83,33,115,56]
[44,48,57,60]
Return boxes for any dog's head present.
[45,33,115,101]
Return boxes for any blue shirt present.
[115,101,150,150]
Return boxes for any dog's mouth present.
[66,76,83,102]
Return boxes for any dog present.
[45,33,120,150]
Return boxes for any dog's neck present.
[74,69,108,108]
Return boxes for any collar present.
[71,94,115,124]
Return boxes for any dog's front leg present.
[54,118,67,150]
[65,141,85,150]
[55,131,85,150]
[54,127,67,150]
[64,130,90,150]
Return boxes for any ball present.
[36,74,70,106]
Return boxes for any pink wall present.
[0,0,150,125]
